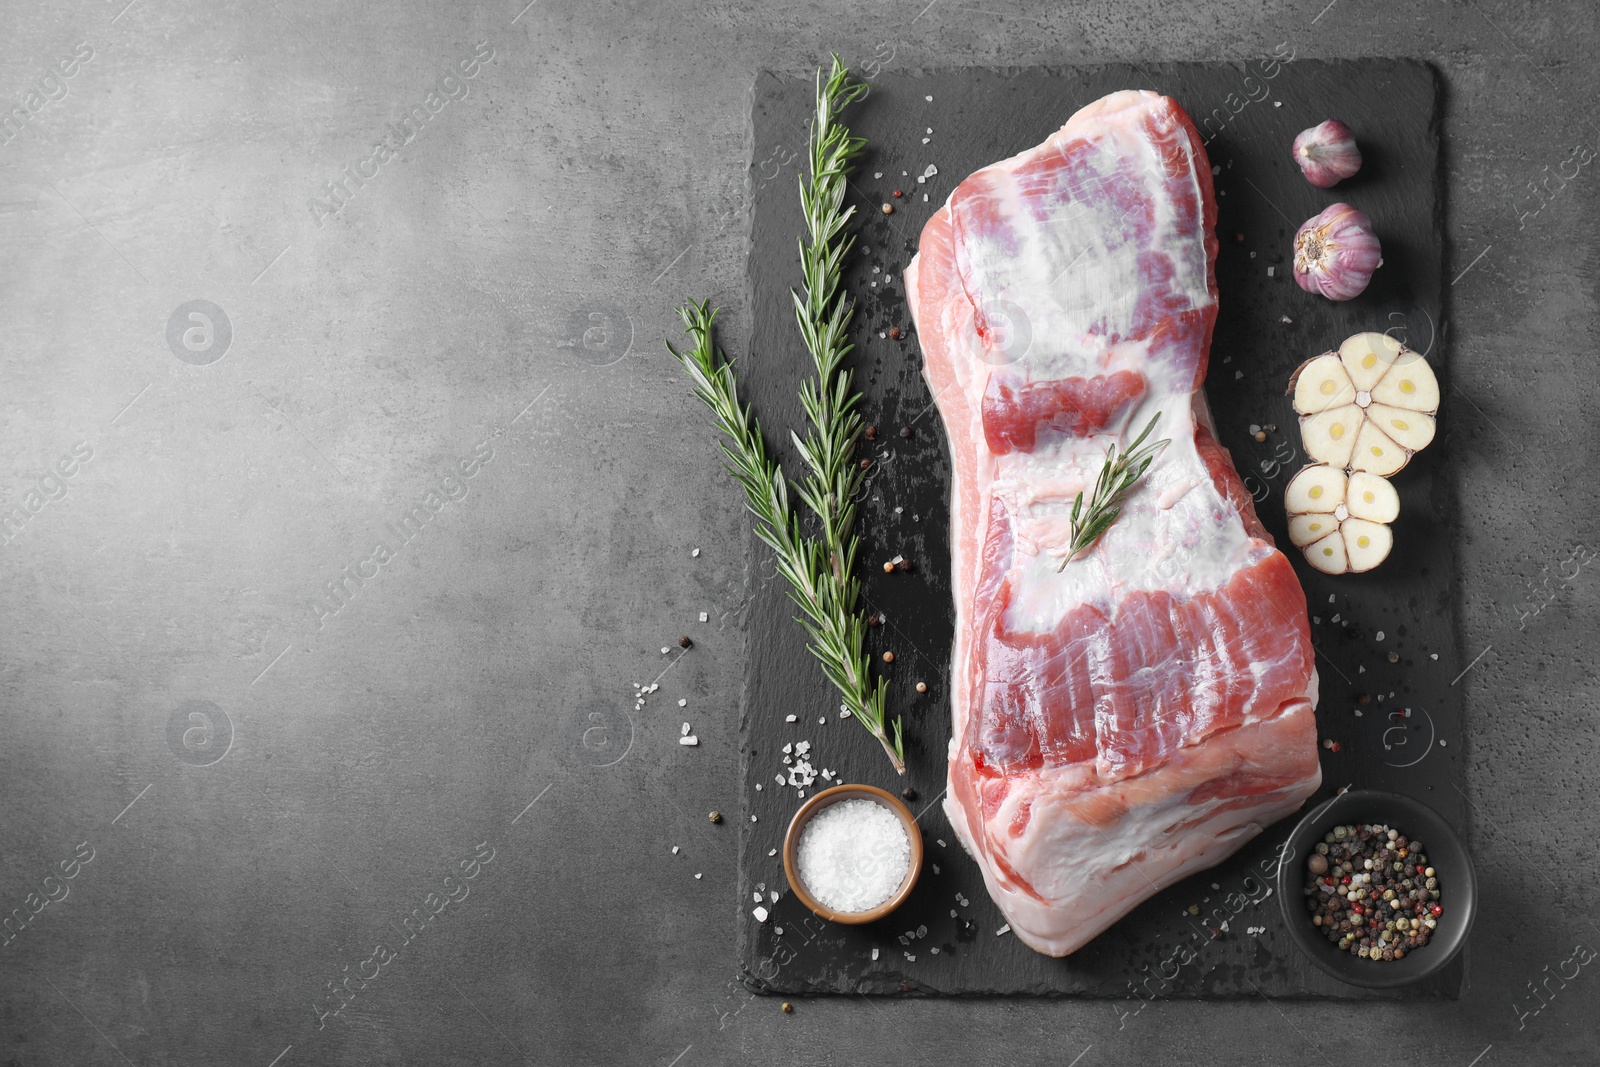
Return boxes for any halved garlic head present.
[1288,332,1440,475]
[1284,464,1399,574]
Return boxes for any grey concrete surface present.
[0,1,1595,1065]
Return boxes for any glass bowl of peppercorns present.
[1275,789,1476,989]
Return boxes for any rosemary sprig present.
[791,55,869,587]
[1057,414,1171,571]
[667,303,904,773]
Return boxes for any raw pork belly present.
[904,91,1321,957]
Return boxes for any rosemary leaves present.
[1057,414,1171,571]
[667,57,903,773]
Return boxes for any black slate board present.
[736,59,1463,999]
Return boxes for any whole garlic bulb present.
[1293,203,1381,302]
[1292,120,1362,188]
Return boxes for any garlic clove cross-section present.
[1288,332,1440,475]
[1284,464,1399,574]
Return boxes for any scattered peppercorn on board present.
[736,59,1462,998]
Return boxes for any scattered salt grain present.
[695,873,702,879]
[691,548,700,557]
[699,612,709,623]
[679,736,698,746]
[768,848,778,857]
[786,714,797,723]
[671,846,679,854]
[795,799,912,913]
[1376,630,1385,641]
[770,890,778,903]
[661,647,670,655]
[1431,653,1438,660]
[996,924,1011,936]
[874,171,883,179]
[1266,267,1275,277]
[936,839,946,848]
[755,784,762,791]
[1274,100,1282,107]
[678,698,688,708]
[681,722,691,735]
[753,906,769,922]
[872,947,880,960]
[1282,315,1294,324]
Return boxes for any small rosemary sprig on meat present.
[1057,413,1171,571]
[668,303,904,773]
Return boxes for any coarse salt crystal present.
[755,784,762,791]
[691,548,700,557]
[1376,631,1385,641]
[872,947,880,960]
[794,799,910,913]
[699,612,709,623]
[661,647,670,655]
[679,736,698,746]
[694,873,702,879]
[753,906,769,922]
[681,722,691,735]
[671,846,679,854]
[768,848,777,857]
[786,714,797,723]
[996,924,1011,936]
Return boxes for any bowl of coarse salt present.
[782,784,923,924]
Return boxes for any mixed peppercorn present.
[1303,822,1441,962]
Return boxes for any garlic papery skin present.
[1293,203,1381,301]
[1292,120,1362,187]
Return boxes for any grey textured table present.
[1,2,1595,1065]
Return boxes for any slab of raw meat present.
[904,90,1322,958]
